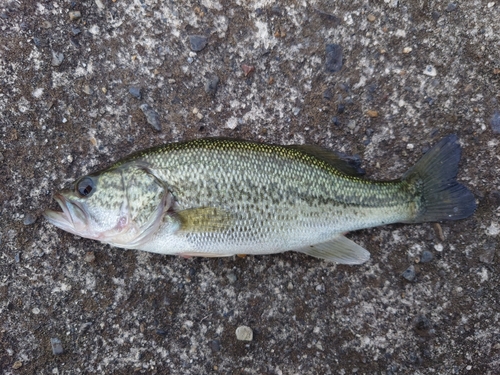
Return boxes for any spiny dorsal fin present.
[176,207,233,232]
[286,145,365,176]
[296,235,370,264]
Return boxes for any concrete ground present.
[1,0,499,374]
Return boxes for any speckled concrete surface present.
[1,0,499,374]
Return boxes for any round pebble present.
[189,35,208,52]
[420,250,433,263]
[23,214,36,225]
[235,325,253,341]
[402,265,416,281]
[325,43,343,73]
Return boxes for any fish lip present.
[43,193,89,235]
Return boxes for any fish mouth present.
[43,193,90,236]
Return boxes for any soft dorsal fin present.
[296,235,370,264]
[286,145,365,176]
[176,207,233,232]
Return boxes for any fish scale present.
[44,136,476,264]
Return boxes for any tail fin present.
[403,135,476,223]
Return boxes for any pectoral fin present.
[297,236,370,264]
[176,207,233,233]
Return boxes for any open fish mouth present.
[43,193,89,236]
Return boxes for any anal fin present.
[297,236,370,265]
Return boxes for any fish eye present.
[76,177,95,198]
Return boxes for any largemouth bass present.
[44,135,476,264]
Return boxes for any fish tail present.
[403,135,476,223]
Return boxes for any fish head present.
[44,164,170,248]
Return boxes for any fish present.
[44,135,476,264]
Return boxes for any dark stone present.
[156,329,167,336]
[189,35,208,52]
[71,27,81,36]
[331,116,340,126]
[432,11,441,20]
[337,103,345,114]
[446,3,457,12]
[323,88,333,100]
[210,339,221,352]
[204,75,220,96]
[490,111,500,133]
[129,87,142,99]
[139,104,161,131]
[271,5,282,15]
[325,44,343,73]
[420,250,433,263]
[415,315,431,331]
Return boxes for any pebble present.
[51,52,64,67]
[403,47,412,54]
[367,14,376,22]
[479,241,496,264]
[50,338,64,355]
[366,110,378,118]
[323,88,333,100]
[490,111,500,133]
[331,116,340,126]
[235,326,253,341]
[446,3,457,12]
[415,315,431,331]
[423,65,437,77]
[241,64,255,76]
[95,0,105,10]
[204,76,220,96]
[84,251,96,263]
[210,339,221,351]
[420,250,433,263]
[325,43,343,73]
[402,265,416,281]
[226,272,237,283]
[189,35,208,52]
[337,103,345,114]
[140,104,161,131]
[69,11,81,21]
[292,107,301,116]
[23,214,36,225]
[129,87,142,99]
[82,85,92,95]
[12,361,22,369]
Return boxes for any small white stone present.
[423,65,437,77]
[32,307,40,315]
[403,47,412,54]
[434,243,444,252]
[235,325,253,341]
